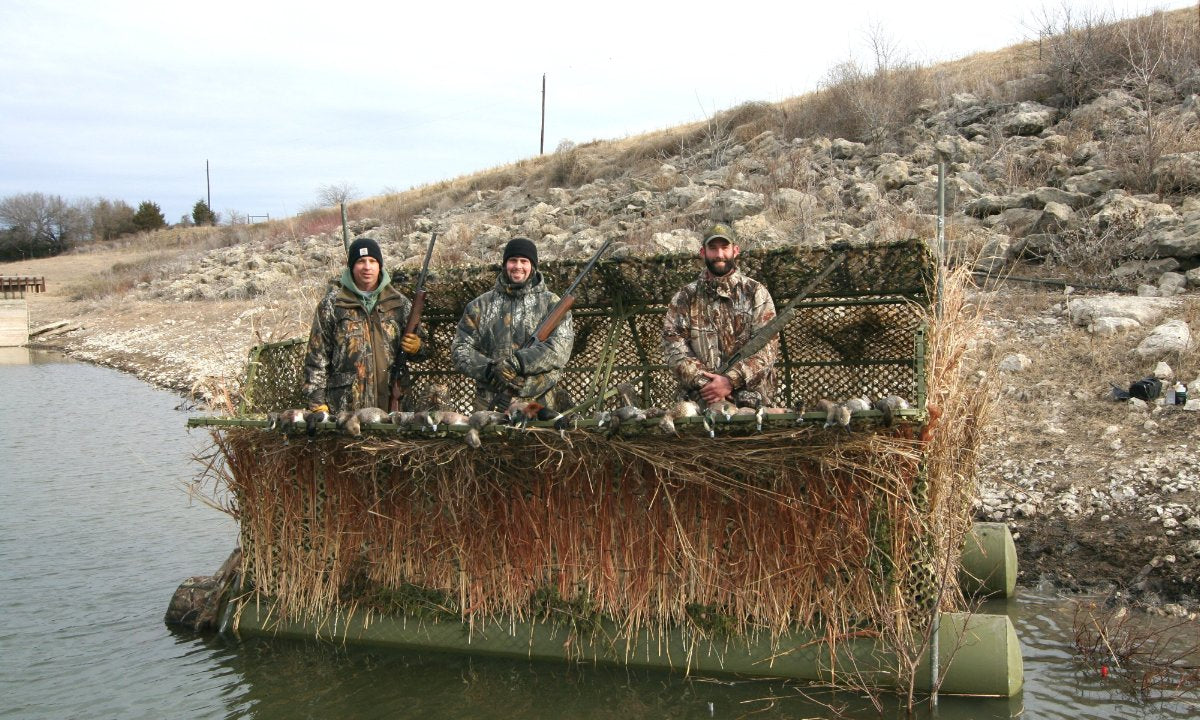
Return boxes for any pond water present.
[0,349,1196,719]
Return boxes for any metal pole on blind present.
[341,202,350,251]
[931,155,946,710]
[936,157,946,321]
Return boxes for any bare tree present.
[316,182,359,208]
[0,192,89,259]
[1116,10,1198,192]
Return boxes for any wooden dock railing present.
[0,276,46,299]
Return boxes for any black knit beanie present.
[502,237,538,268]
[347,237,383,268]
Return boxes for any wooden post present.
[540,73,546,155]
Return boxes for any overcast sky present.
[0,0,1189,224]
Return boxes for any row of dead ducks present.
[265,384,911,447]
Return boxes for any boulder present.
[1135,319,1193,359]
[772,188,820,217]
[1067,295,1176,327]
[1028,186,1093,210]
[1153,152,1200,193]
[712,189,765,221]
[1033,201,1076,234]
[875,160,912,190]
[998,353,1033,372]
[1001,102,1058,136]
[830,138,866,159]
[993,207,1043,238]
[1137,211,1200,259]
[1063,169,1122,196]
[1090,191,1176,230]
[1090,317,1141,336]
[1159,272,1188,297]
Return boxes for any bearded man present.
[660,223,778,408]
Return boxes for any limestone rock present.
[1136,210,1200,259]
[1135,320,1193,359]
[998,353,1033,372]
[712,189,765,221]
[1153,151,1200,193]
[1068,296,1176,327]
[1002,102,1058,136]
[830,138,866,159]
[1063,169,1122,196]
[1090,317,1141,336]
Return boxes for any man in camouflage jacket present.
[451,237,574,411]
[661,224,778,407]
[302,237,429,413]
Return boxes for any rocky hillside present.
[13,7,1200,611]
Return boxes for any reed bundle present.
[211,425,937,640]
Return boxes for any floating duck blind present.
[193,238,1000,692]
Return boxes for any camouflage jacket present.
[660,269,778,406]
[451,270,573,410]
[301,270,429,413]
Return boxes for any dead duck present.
[657,399,700,436]
[817,399,851,431]
[506,399,543,429]
[336,410,362,437]
[355,407,388,427]
[873,394,910,427]
[305,409,332,436]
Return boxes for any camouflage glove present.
[400,333,421,355]
[489,358,523,394]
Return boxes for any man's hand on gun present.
[698,371,733,404]
[486,357,523,394]
[401,333,421,355]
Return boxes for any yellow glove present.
[401,333,421,355]
[310,404,329,413]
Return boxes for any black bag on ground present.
[1111,377,1163,401]
[1128,377,1163,401]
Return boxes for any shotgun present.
[525,237,613,346]
[389,232,437,412]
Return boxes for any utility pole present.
[540,73,546,155]
[206,160,211,210]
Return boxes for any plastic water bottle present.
[1177,382,1188,406]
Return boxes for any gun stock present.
[404,289,426,337]
[533,296,575,343]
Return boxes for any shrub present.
[131,201,166,232]
[192,199,218,226]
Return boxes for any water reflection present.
[0,353,1197,719]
